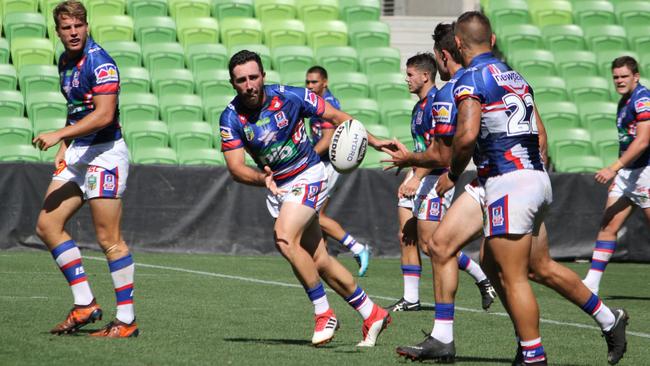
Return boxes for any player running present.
[33,0,138,338]
[304,66,371,277]
[583,56,650,295]
[220,50,392,347]
[387,17,628,365]
[385,53,495,313]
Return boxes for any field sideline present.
[1,250,648,365]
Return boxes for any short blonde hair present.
[53,0,87,28]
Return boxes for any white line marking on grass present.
[0,296,48,300]
[85,256,650,340]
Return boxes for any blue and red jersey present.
[220,84,326,185]
[411,85,445,175]
[454,52,544,182]
[58,36,121,146]
[616,83,650,169]
[309,89,339,162]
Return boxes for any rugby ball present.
[329,119,368,173]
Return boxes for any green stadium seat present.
[177,146,223,165]
[262,19,306,49]
[339,0,380,23]
[168,120,212,150]
[10,37,54,71]
[119,92,159,124]
[590,126,618,151]
[0,64,17,90]
[339,97,379,124]
[204,94,233,127]
[615,1,650,28]
[264,69,280,84]
[566,76,611,103]
[123,119,169,151]
[91,15,134,44]
[3,12,46,44]
[41,0,62,18]
[127,0,168,18]
[102,41,142,68]
[168,0,211,20]
[363,123,389,138]
[641,52,650,79]
[528,0,573,27]
[541,24,586,52]
[142,42,185,70]
[360,148,389,168]
[487,0,530,34]
[328,71,369,98]
[159,93,203,123]
[296,0,338,21]
[185,43,228,76]
[577,101,617,132]
[596,140,618,166]
[228,44,271,69]
[0,90,24,117]
[195,69,232,99]
[305,20,348,50]
[358,47,400,74]
[151,68,194,97]
[554,50,598,78]
[26,91,66,123]
[556,155,603,173]
[379,99,413,127]
[0,38,10,63]
[508,49,556,78]
[625,25,650,54]
[134,16,176,46]
[584,25,628,52]
[54,39,64,61]
[279,70,305,86]
[527,76,568,103]
[119,66,150,94]
[390,122,411,142]
[368,72,411,102]
[550,128,593,167]
[254,0,296,22]
[497,24,543,56]
[18,64,57,97]
[32,117,64,135]
[176,16,219,49]
[348,21,389,49]
[211,0,254,20]
[132,146,178,164]
[573,1,615,28]
[0,144,40,162]
[271,45,313,74]
[220,17,262,48]
[87,0,127,23]
[0,116,31,145]
[315,46,359,73]
[2,0,38,17]
[537,101,580,129]
[596,50,638,78]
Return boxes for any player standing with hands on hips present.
[33,0,138,338]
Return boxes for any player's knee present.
[418,237,434,257]
[430,231,453,261]
[35,216,59,242]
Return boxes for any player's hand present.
[264,166,287,196]
[399,175,420,198]
[435,172,456,196]
[381,139,412,172]
[372,137,398,152]
[33,131,62,151]
[594,167,616,184]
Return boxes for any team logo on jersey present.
[94,63,118,84]
[268,96,283,111]
[72,71,80,87]
[491,206,504,227]
[415,110,424,125]
[432,102,452,124]
[453,85,474,98]
[304,90,318,107]
[492,70,527,95]
[274,111,289,128]
[244,125,254,141]
[103,174,115,191]
[635,97,650,113]
[220,126,233,141]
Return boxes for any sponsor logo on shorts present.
[491,206,504,227]
[103,174,115,192]
[274,111,289,128]
[88,175,97,191]
[429,201,441,217]
[94,63,118,84]
[54,160,67,175]
[291,186,304,196]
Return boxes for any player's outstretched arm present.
[223,148,267,187]
[382,135,453,170]
[595,121,650,184]
[313,127,334,156]
[33,94,117,151]
[321,101,395,151]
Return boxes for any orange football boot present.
[50,299,103,335]
[90,319,139,338]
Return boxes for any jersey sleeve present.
[219,107,245,152]
[88,51,120,95]
[432,89,457,137]
[320,95,339,129]
[453,71,485,105]
[285,86,326,119]
[633,90,650,123]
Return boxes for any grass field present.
[1,250,648,365]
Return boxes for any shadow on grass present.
[396,355,584,365]
[604,295,650,301]
[224,337,315,346]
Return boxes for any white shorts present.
[483,169,552,237]
[609,166,650,208]
[323,161,341,196]
[53,139,130,200]
[397,169,415,209]
[413,175,454,221]
[465,178,485,206]
[266,163,329,218]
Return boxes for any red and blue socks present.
[431,303,454,343]
[401,265,421,303]
[51,240,94,306]
[581,293,616,331]
[306,282,330,315]
[345,286,375,319]
[108,254,135,324]
[457,251,487,282]
[340,233,365,255]
[583,240,616,292]
[519,338,546,364]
